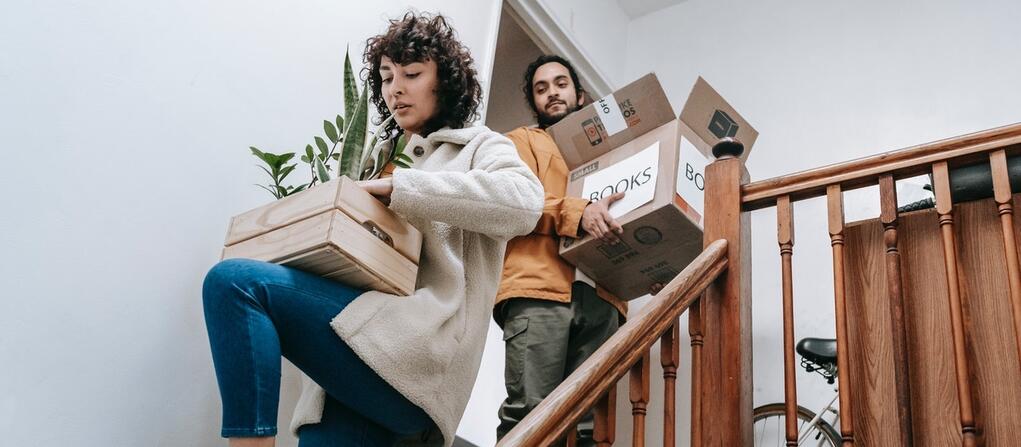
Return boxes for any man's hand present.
[356,178,394,205]
[581,192,624,243]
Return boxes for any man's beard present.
[537,102,581,128]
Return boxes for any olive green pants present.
[495,282,621,445]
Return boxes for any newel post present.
[693,138,752,446]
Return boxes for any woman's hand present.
[581,192,625,244]
[356,178,394,205]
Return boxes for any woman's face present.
[379,56,439,137]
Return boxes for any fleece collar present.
[424,126,487,147]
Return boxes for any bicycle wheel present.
[752,403,841,447]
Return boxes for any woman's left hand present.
[357,178,394,205]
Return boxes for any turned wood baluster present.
[688,301,703,447]
[777,195,799,446]
[879,175,914,446]
[932,161,978,447]
[990,150,1021,378]
[661,323,680,447]
[629,351,650,447]
[827,185,856,446]
[592,385,616,447]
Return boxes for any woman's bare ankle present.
[229,436,274,447]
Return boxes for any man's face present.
[530,62,584,127]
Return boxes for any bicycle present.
[752,337,842,446]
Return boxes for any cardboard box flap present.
[678,77,758,161]
[548,73,677,169]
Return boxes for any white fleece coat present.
[289,126,544,446]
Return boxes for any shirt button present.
[412,146,425,156]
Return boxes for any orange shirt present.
[496,127,627,317]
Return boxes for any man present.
[495,55,637,445]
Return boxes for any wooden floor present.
[844,195,1021,446]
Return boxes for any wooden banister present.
[741,122,1021,210]
[496,239,729,447]
[495,122,1021,447]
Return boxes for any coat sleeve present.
[388,132,544,239]
[505,129,590,239]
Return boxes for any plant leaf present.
[335,115,345,137]
[291,184,308,194]
[277,152,295,166]
[257,165,274,180]
[324,120,339,144]
[275,185,290,197]
[394,134,408,156]
[315,137,329,159]
[331,153,340,161]
[360,114,395,173]
[305,145,315,162]
[343,47,358,127]
[279,164,297,181]
[256,184,281,199]
[250,146,267,162]
[315,157,331,183]
[300,155,310,163]
[360,157,375,181]
[372,140,389,179]
[395,153,414,164]
[262,151,279,168]
[339,80,369,178]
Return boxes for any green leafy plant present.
[248,47,415,200]
[249,147,306,199]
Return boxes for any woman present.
[203,12,543,447]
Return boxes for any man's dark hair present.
[521,54,587,116]
[363,12,482,139]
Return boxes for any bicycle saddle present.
[796,337,837,365]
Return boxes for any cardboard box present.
[558,76,756,300]
[221,177,422,295]
[679,77,758,162]
[547,73,676,170]
[560,120,705,299]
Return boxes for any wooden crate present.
[222,177,422,295]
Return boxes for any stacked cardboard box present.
[549,74,756,299]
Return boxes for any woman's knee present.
[202,258,273,307]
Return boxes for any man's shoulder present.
[507,125,551,137]
[506,126,555,150]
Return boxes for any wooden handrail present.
[741,122,1021,210]
[497,239,730,447]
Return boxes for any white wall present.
[538,0,632,89]
[615,0,1021,444]
[485,7,544,134]
[0,1,502,446]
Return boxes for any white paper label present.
[595,93,628,136]
[581,142,660,218]
[676,136,708,223]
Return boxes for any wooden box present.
[222,177,422,295]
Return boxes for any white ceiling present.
[616,0,687,20]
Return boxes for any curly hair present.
[363,12,482,139]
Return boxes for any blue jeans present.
[202,258,432,446]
